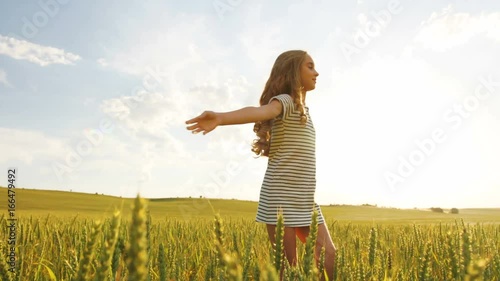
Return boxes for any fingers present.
[185,116,199,125]
[186,111,213,135]
[192,127,204,134]
[185,111,208,125]
[203,128,214,135]
[186,123,208,135]
[186,123,199,131]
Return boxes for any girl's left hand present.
[185,111,220,135]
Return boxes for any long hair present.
[251,50,308,157]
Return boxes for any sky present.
[1,0,499,209]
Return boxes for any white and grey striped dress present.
[255,93,325,227]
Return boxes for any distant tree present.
[450,208,459,214]
[430,207,444,213]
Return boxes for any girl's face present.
[300,54,319,92]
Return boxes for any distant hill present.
[2,187,499,224]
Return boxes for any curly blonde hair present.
[251,50,308,157]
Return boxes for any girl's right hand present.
[185,111,221,135]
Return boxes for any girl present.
[186,50,336,280]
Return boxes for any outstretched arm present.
[185,100,282,135]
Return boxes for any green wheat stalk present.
[274,211,284,273]
[125,195,149,281]
[94,210,121,281]
[75,220,103,281]
[304,210,318,278]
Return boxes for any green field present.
[1,186,499,280]
[4,187,500,224]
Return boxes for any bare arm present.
[186,100,282,135]
[218,100,282,125]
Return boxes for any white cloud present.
[99,74,252,151]
[415,8,500,51]
[240,4,283,71]
[0,125,193,196]
[101,91,182,135]
[99,90,193,187]
[0,128,66,165]
[310,53,500,207]
[485,89,500,121]
[0,68,12,88]
[91,12,271,198]
[94,13,246,115]
[97,71,261,198]
[98,15,228,78]
[97,58,108,67]
[0,34,81,66]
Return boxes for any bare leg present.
[316,223,336,281]
[296,224,336,281]
[266,224,298,277]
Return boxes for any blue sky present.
[1,0,499,209]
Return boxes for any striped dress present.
[255,93,325,227]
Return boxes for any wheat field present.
[1,191,499,281]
